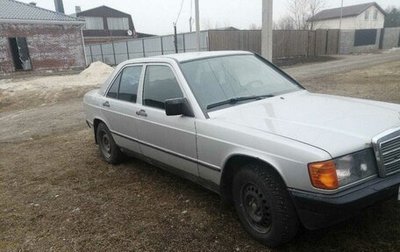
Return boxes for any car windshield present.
[180,54,303,111]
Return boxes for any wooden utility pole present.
[261,0,273,61]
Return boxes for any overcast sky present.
[21,0,396,35]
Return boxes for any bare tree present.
[275,16,295,30]
[286,0,325,30]
[202,19,230,30]
[249,23,261,30]
[287,0,309,29]
[308,0,326,30]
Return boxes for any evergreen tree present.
[385,7,400,27]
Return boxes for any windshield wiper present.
[206,95,274,110]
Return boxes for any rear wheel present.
[232,163,299,247]
[96,122,123,164]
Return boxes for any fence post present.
[100,44,104,63]
[306,31,309,57]
[398,30,400,47]
[160,37,164,55]
[379,28,385,49]
[325,30,329,55]
[183,34,186,52]
[112,41,117,65]
[314,30,317,56]
[142,39,146,57]
[89,45,93,63]
[126,41,130,59]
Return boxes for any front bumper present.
[289,172,400,230]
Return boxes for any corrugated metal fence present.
[85,28,400,65]
[85,31,209,65]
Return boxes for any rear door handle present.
[136,109,147,117]
[102,101,110,108]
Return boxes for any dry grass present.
[1,130,399,251]
[303,61,400,104]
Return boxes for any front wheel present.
[96,122,123,164]
[232,163,299,247]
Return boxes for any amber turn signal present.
[308,160,339,190]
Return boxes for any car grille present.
[373,128,400,177]
[381,136,400,174]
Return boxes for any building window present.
[107,17,129,30]
[364,10,369,20]
[373,10,378,20]
[84,17,104,30]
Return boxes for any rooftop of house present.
[0,0,84,24]
[310,2,386,21]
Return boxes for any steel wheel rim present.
[241,183,272,234]
[100,130,112,159]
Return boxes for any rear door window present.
[118,66,143,103]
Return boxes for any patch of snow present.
[384,47,400,54]
[0,61,114,95]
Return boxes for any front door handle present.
[102,101,110,108]
[136,109,147,117]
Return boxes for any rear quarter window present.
[106,74,121,99]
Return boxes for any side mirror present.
[165,98,194,117]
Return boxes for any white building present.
[309,2,386,30]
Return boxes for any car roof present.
[121,50,253,64]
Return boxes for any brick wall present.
[0,23,86,74]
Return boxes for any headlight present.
[308,148,377,190]
[334,148,377,187]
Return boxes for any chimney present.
[29,2,37,6]
[54,0,65,14]
[75,6,82,14]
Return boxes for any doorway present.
[8,37,32,71]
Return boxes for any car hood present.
[209,91,400,157]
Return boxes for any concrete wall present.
[339,29,381,54]
[0,23,86,74]
[381,27,400,49]
[313,6,385,30]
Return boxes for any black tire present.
[232,163,299,247]
[96,122,123,164]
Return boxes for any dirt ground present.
[1,54,400,251]
[303,60,400,104]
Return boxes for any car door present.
[100,64,144,154]
[135,64,198,177]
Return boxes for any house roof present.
[0,0,84,24]
[75,5,132,18]
[310,2,386,21]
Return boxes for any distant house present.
[213,27,241,31]
[309,2,386,30]
[0,0,86,75]
[73,5,154,45]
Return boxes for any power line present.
[190,0,193,18]
[189,0,193,32]
[175,0,185,25]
